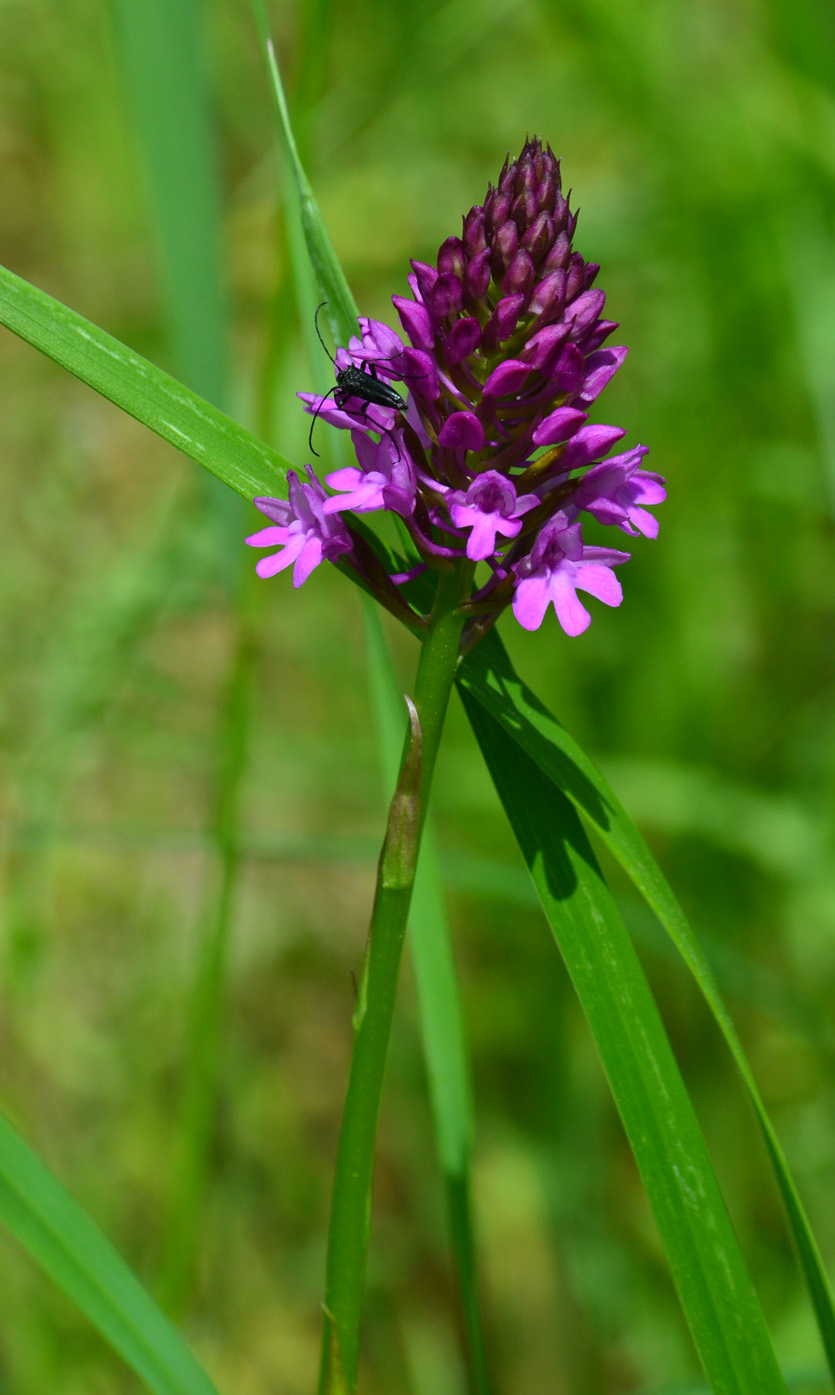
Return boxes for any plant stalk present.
[318,564,472,1394]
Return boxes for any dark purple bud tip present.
[463,207,487,256]
[501,249,535,301]
[410,259,438,304]
[438,236,466,279]
[464,248,492,302]
[491,219,519,279]
[542,231,571,274]
[568,288,606,338]
[565,254,586,301]
[522,212,555,264]
[530,268,567,320]
[511,190,538,230]
[485,190,512,236]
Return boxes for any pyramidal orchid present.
[247,139,672,1395]
[246,137,665,646]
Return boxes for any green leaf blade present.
[0,1111,220,1395]
[459,630,835,1382]
[461,693,787,1395]
[0,263,290,502]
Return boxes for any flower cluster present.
[248,138,665,645]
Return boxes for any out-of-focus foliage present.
[1,0,834,1392]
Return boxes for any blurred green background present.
[2,0,835,1391]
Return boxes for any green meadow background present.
[2,0,835,1391]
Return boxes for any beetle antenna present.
[314,302,337,366]
[308,384,339,456]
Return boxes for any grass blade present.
[250,0,357,349]
[458,630,835,1382]
[461,693,787,1395]
[0,262,290,501]
[0,1110,220,1395]
[109,0,228,410]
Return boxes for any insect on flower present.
[307,301,407,457]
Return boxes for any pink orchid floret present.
[512,515,630,635]
[246,467,352,586]
[447,471,539,560]
[572,445,666,538]
[323,430,417,517]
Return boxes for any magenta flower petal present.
[447,317,482,363]
[255,534,305,578]
[574,561,624,608]
[246,524,286,547]
[560,424,626,471]
[576,347,628,405]
[483,359,530,397]
[438,412,484,452]
[512,573,553,630]
[551,343,586,393]
[549,568,593,636]
[567,288,606,336]
[532,406,588,447]
[393,296,435,350]
[357,317,403,361]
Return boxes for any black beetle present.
[308,302,407,456]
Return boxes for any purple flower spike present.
[324,431,417,517]
[512,517,630,635]
[574,446,666,537]
[277,137,662,645]
[247,468,352,586]
[448,471,539,560]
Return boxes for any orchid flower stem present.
[318,562,474,1395]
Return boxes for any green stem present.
[318,564,473,1395]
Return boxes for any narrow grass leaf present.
[109,0,228,410]
[0,263,290,501]
[0,1110,220,1395]
[462,694,787,1395]
[251,0,357,349]
[458,630,835,1382]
